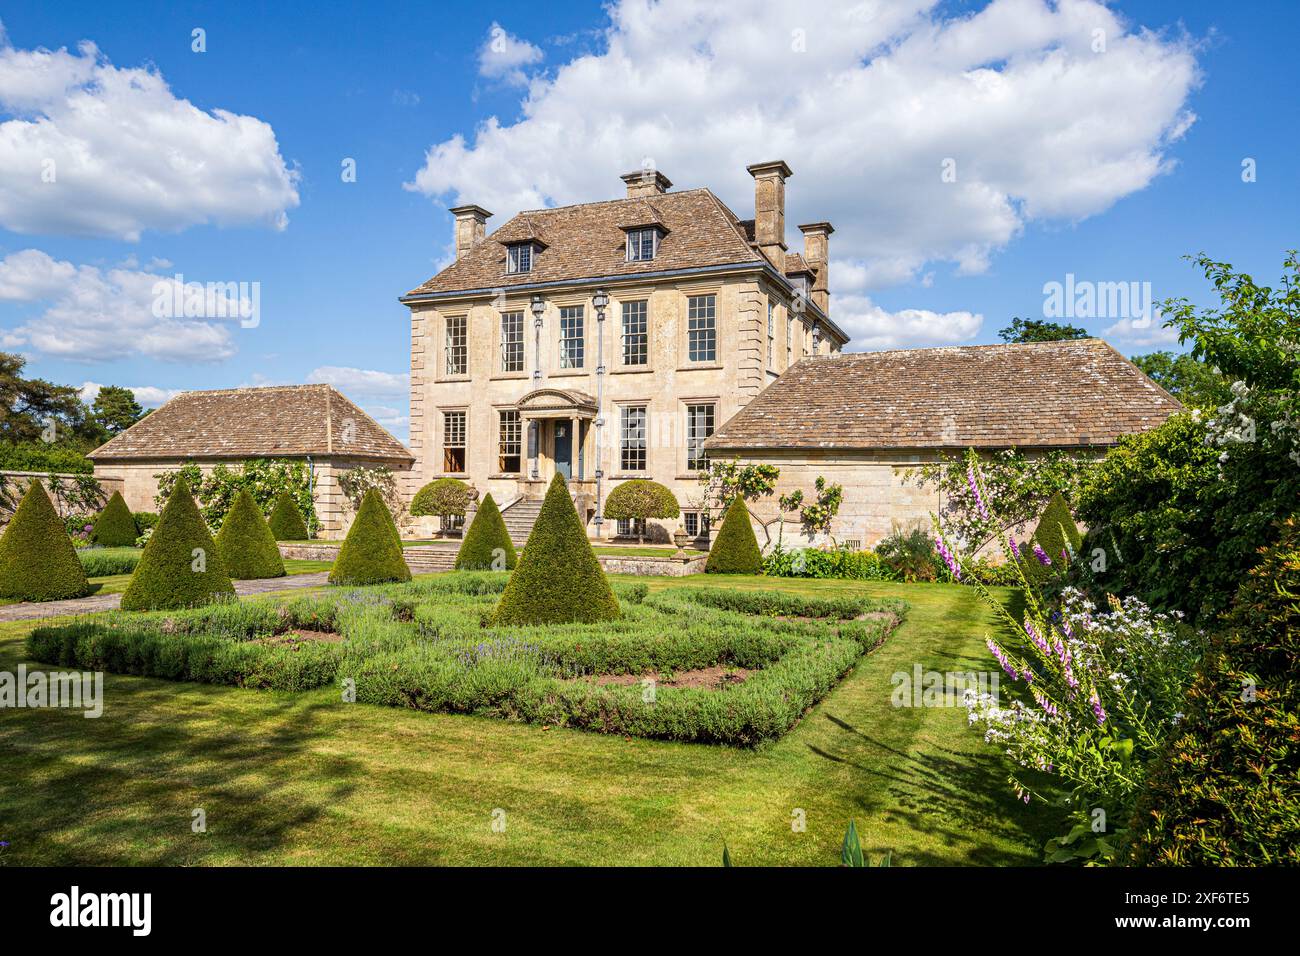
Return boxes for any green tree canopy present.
[91,385,146,435]
[997,318,1091,343]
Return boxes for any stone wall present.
[0,469,122,519]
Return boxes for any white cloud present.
[835,294,983,349]
[0,248,244,362]
[78,381,182,408]
[0,24,300,240]
[1103,316,1180,348]
[306,365,409,399]
[477,22,544,86]
[408,0,1199,343]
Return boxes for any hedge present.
[491,473,620,625]
[120,476,235,611]
[91,490,139,547]
[216,488,286,579]
[328,488,411,586]
[705,496,763,574]
[1126,517,1300,865]
[268,491,310,540]
[454,493,516,570]
[0,480,91,602]
[78,547,142,577]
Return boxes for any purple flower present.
[1008,538,1021,561]
[1033,543,1052,566]
[935,536,961,580]
[967,464,989,521]
[1024,620,1050,655]
[1090,691,1107,727]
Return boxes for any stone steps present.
[501,498,544,543]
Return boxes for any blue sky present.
[0,0,1296,443]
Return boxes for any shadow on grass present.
[0,676,362,865]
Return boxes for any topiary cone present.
[491,473,619,625]
[120,476,235,610]
[216,488,286,579]
[1025,491,1083,583]
[328,487,411,585]
[705,496,763,574]
[455,493,516,570]
[268,490,310,540]
[91,490,138,547]
[0,480,91,602]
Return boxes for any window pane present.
[443,411,467,472]
[559,305,584,369]
[508,244,533,274]
[444,316,467,376]
[500,311,524,372]
[498,410,521,472]
[687,295,716,362]
[621,300,648,366]
[686,402,715,471]
[627,228,656,262]
[620,405,647,472]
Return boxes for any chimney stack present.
[449,204,492,260]
[798,221,834,315]
[621,168,672,198]
[746,160,793,261]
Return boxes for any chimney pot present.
[747,160,793,261]
[449,204,492,260]
[798,221,834,316]
[620,169,672,198]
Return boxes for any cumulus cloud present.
[0,248,247,362]
[306,365,409,399]
[477,22,543,86]
[1103,315,1181,348]
[835,295,983,349]
[408,0,1199,349]
[0,22,300,240]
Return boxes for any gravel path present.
[0,572,333,623]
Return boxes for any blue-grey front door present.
[554,421,573,479]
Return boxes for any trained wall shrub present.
[120,476,235,611]
[268,491,310,540]
[492,473,620,625]
[328,487,411,586]
[91,490,139,547]
[216,488,286,579]
[0,480,91,602]
[455,493,516,570]
[705,496,763,574]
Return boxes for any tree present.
[120,476,235,611]
[454,493,516,570]
[328,488,411,586]
[0,480,91,602]
[268,491,310,540]
[91,385,145,435]
[91,490,139,547]
[602,479,680,543]
[215,488,286,579]
[705,496,764,574]
[1130,351,1232,410]
[491,473,620,625]
[410,477,475,534]
[998,318,1091,343]
[0,351,95,445]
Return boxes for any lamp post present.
[592,287,609,537]
[529,294,545,480]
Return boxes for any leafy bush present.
[0,439,93,473]
[78,547,141,577]
[454,493,516,570]
[603,479,680,541]
[133,511,159,533]
[874,528,944,583]
[215,488,286,579]
[492,473,620,625]
[410,477,473,529]
[155,459,316,534]
[705,497,763,574]
[267,491,310,540]
[328,488,411,586]
[64,512,97,541]
[121,476,235,611]
[91,490,138,547]
[764,544,895,581]
[0,480,91,602]
[1127,517,1300,865]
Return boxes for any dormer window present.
[507,243,535,274]
[626,227,658,262]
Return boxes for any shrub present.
[133,511,160,533]
[875,528,944,582]
[78,547,141,577]
[0,480,91,602]
[603,479,680,542]
[64,512,97,541]
[91,490,138,547]
[215,488,286,579]
[267,491,310,540]
[764,545,895,581]
[410,477,473,531]
[120,476,235,611]
[492,473,620,625]
[455,493,516,570]
[1022,491,1082,585]
[705,496,763,574]
[1127,517,1300,865]
[328,488,411,586]
[0,439,93,474]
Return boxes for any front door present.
[553,421,573,479]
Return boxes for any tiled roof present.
[88,384,413,462]
[705,339,1181,451]
[404,188,762,296]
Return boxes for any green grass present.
[0,575,1059,865]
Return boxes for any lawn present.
[0,575,1059,866]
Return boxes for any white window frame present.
[507,243,534,275]
[619,405,648,472]
[444,315,467,376]
[687,294,717,363]
[621,299,648,366]
[500,311,524,373]
[443,410,467,473]
[626,228,658,262]
[685,402,715,472]
[559,305,585,369]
